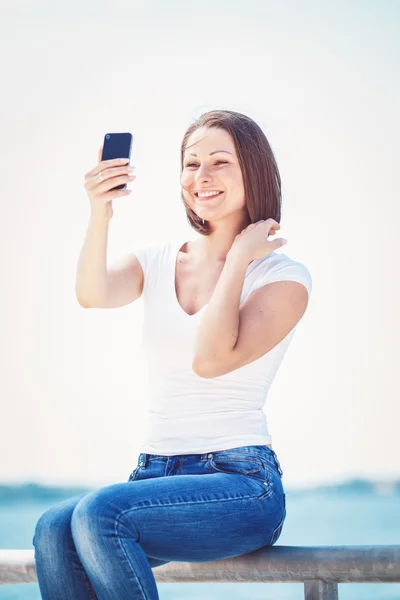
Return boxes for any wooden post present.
[304,580,339,600]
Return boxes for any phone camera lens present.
[106,134,110,139]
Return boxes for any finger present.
[262,221,280,234]
[85,169,135,190]
[268,222,280,230]
[96,165,135,182]
[108,187,133,199]
[97,145,103,164]
[84,157,130,182]
[98,174,136,193]
[264,218,280,228]
[267,225,281,236]
[94,157,130,175]
[273,238,287,249]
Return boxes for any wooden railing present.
[1,546,400,599]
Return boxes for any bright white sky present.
[1,0,398,489]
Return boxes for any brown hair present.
[180,109,282,235]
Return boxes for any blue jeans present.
[33,444,286,599]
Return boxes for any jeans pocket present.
[208,452,272,498]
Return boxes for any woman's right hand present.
[83,146,136,221]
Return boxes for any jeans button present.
[207,453,213,459]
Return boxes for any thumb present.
[273,238,287,249]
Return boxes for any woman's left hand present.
[229,219,287,263]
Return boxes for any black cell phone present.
[101,132,133,190]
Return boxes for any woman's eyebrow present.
[185,150,233,157]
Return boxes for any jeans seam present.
[113,519,150,599]
[84,571,98,600]
[266,507,286,546]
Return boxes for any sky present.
[0,0,399,489]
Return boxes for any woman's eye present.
[186,160,228,168]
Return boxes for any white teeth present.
[197,191,222,198]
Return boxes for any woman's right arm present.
[75,148,143,309]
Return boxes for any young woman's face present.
[180,127,247,225]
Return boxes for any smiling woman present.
[180,110,281,235]
[34,109,312,600]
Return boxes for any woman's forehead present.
[185,128,235,155]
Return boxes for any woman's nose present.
[195,165,212,179]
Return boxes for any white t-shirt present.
[133,235,312,456]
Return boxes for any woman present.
[33,109,312,599]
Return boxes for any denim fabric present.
[33,444,286,600]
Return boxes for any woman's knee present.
[70,490,99,536]
[71,486,118,538]
[70,484,140,548]
[32,492,89,552]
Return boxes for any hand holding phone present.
[101,133,133,190]
[83,133,135,222]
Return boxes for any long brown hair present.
[180,109,282,235]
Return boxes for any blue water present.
[0,482,399,599]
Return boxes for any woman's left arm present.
[192,219,309,378]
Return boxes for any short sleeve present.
[131,244,158,300]
[131,238,170,300]
[132,245,152,287]
[253,253,312,297]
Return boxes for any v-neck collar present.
[171,238,208,318]
[170,237,268,318]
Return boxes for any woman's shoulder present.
[132,236,177,265]
[251,251,313,296]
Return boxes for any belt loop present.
[272,452,283,478]
[139,453,148,468]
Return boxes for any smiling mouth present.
[194,191,224,199]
